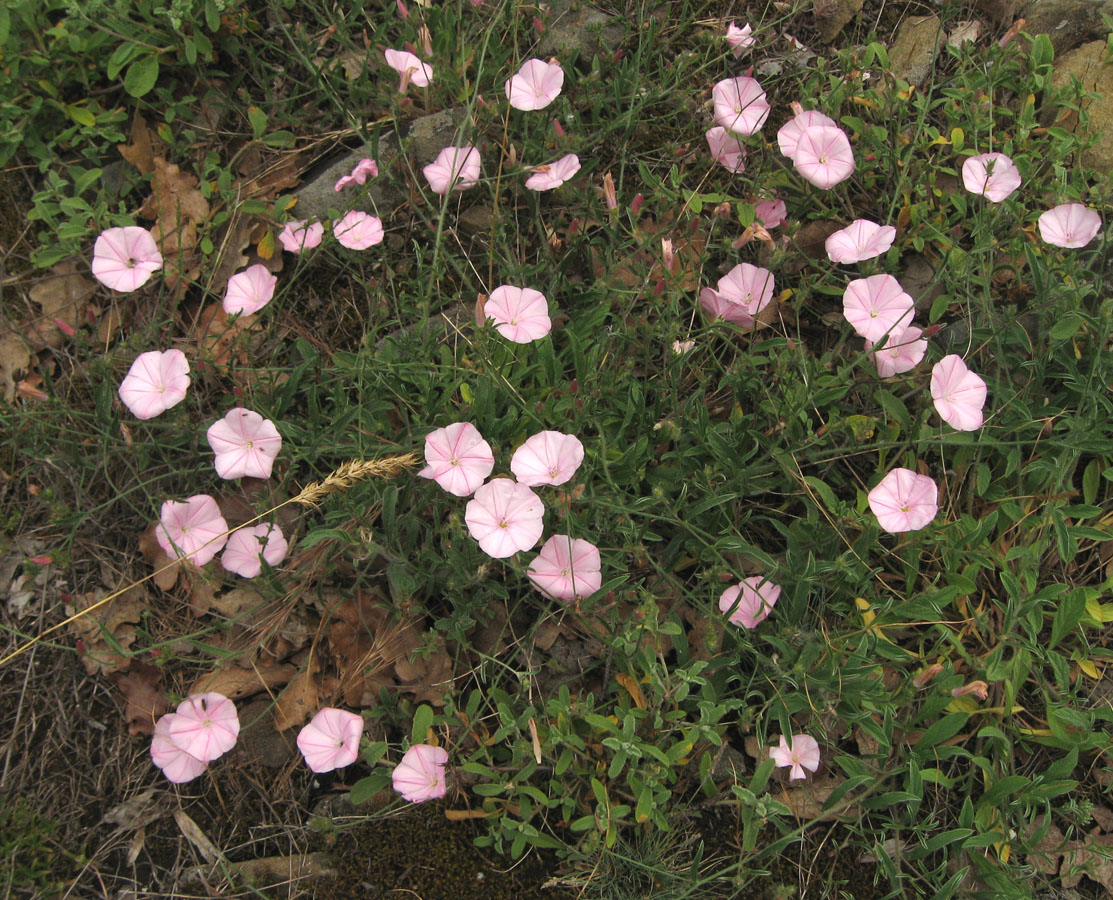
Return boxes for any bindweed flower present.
[753,198,786,229]
[297,708,364,772]
[156,494,229,566]
[423,146,481,194]
[206,408,282,480]
[791,124,855,189]
[726,21,755,57]
[333,211,385,250]
[393,743,449,802]
[699,262,774,328]
[777,108,835,159]
[719,577,780,629]
[418,422,495,497]
[334,158,379,191]
[527,535,602,600]
[869,325,927,378]
[151,714,207,783]
[1037,203,1102,248]
[485,285,552,342]
[465,478,545,558]
[384,48,433,89]
[221,524,288,578]
[961,152,1021,202]
[165,693,239,763]
[223,264,278,316]
[952,680,989,701]
[92,226,163,292]
[672,340,696,354]
[118,349,190,419]
[524,153,581,191]
[278,220,324,253]
[931,355,987,431]
[769,733,820,780]
[711,76,770,136]
[825,219,896,264]
[705,126,747,174]
[506,58,564,110]
[843,274,914,345]
[510,430,584,486]
[868,468,938,533]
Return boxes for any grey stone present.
[405,107,470,165]
[1019,0,1113,57]
[888,15,945,87]
[1049,40,1113,175]
[537,0,623,63]
[294,133,400,224]
[815,0,865,43]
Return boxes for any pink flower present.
[1038,203,1102,248]
[278,220,324,253]
[221,524,288,578]
[961,152,1021,202]
[384,48,433,89]
[510,430,584,486]
[777,109,835,159]
[506,58,564,111]
[418,422,495,497]
[91,226,163,292]
[699,262,774,328]
[753,198,786,229]
[150,714,207,783]
[705,126,747,174]
[672,340,696,354]
[423,146,481,195]
[118,349,190,419]
[206,407,282,480]
[869,325,927,378]
[524,154,581,191]
[465,478,545,558]
[155,494,229,566]
[393,743,449,802]
[843,274,914,344]
[297,708,364,773]
[485,285,551,342]
[334,158,379,191]
[825,219,896,264]
[792,125,855,189]
[868,468,938,533]
[952,680,989,701]
[719,577,780,629]
[165,693,239,763]
[711,76,770,136]
[333,211,385,250]
[726,22,755,57]
[223,264,278,316]
[769,734,820,780]
[527,535,602,600]
[930,355,987,431]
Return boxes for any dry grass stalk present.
[294,453,419,507]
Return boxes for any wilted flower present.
[334,158,379,191]
[952,680,989,701]
[719,577,780,629]
[726,22,755,57]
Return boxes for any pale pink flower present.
[418,422,495,497]
[776,109,835,159]
[118,349,190,419]
[825,219,896,264]
[297,708,364,772]
[278,220,324,253]
[485,285,551,342]
[393,743,449,802]
[423,146,481,194]
[333,211,385,250]
[334,158,379,191]
[150,714,207,783]
[156,494,229,566]
[524,153,581,191]
[165,693,239,762]
[726,22,755,57]
[384,48,433,89]
[753,198,786,229]
[869,325,927,378]
[769,734,820,780]
[221,524,288,578]
[223,264,278,316]
[719,577,780,629]
[868,468,938,533]
[711,76,770,136]
[961,152,1021,202]
[699,262,774,328]
[527,535,601,600]
[91,226,163,292]
[930,355,987,431]
[510,430,584,486]
[952,680,989,701]
[1037,203,1102,249]
[843,274,914,344]
[465,478,545,558]
[206,407,282,480]
[672,340,696,354]
[506,58,564,111]
[705,126,747,174]
[792,124,855,189]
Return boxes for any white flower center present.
[449,456,459,467]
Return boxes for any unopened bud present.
[602,172,617,210]
[913,663,943,688]
[952,680,989,701]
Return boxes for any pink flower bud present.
[602,172,617,211]
[396,0,408,18]
[952,680,989,701]
[913,663,943,688]
[631,192,644,216]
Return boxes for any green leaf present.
[248,105,267,140]
[410,704,434,744]
[914,713,968,751]
[124,55,159,98]
[978,774,1029,806]
[348,774,390,804]
[0,6,9,45]
[1049,313,1083,341]
[1050,589,1087,648]
[67,105,96,128]
[1083,458,1102,507]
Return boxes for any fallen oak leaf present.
[110,661,167,735]
[189,660,296,700]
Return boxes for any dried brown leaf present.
[110,662,167,735]
[273,660,319,731]
[117,112,157,174]
[189,661,296,700]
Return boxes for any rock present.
[294,134,400,225]
[233,700,297,769]
[814,0,865,43]
[888,15,945,87]
[1049,40,1113,175]
[1019,0,1113,57]
[406,107,470,165]
[537,0,623,63]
